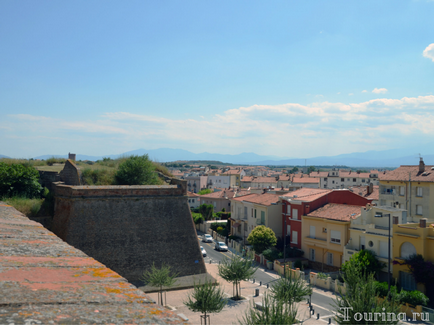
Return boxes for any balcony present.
[306,236,326,242]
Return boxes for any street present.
[199,235,338,323]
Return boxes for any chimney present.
[419,157,425,173]
[305,205,310,214]
[393,216,399,225]
[420,218,427,228]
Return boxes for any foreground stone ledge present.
[0,202,188,325]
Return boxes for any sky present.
[1,0,434,159]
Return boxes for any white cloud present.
[3,95,434,158]
[362,90,368,93]
[372,88,388,94]
[423,43,434,62]
[348,93,354,96]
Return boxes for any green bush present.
[217,226,224,233]
[400,290,429,307]
[115,155,160,185]
[294,259,303,269]
[317,272,328,280]
[46,157,66,166]
[0,162,42,198]
[262,248,280,262]
[82,168,116,185]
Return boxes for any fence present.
[310,272,347,294]
[422,306,434,324]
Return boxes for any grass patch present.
[3,196,44,217]
[81,168,117,185]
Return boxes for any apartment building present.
[280,188,372,250]
[230,193,282,245]
[343,205,407,281]
[393,218,434,292]
[378,158,434,221]
[314,169,382,189]
[200,188,250,212]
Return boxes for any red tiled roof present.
[307,203,361,221]
[231,193,281,206]
[379,164,434,182]
[348,186,379,200]
[199,189,250,199]
[187,191,200,197]
[292,177,320,184]
[281,188,332,202]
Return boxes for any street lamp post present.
[284,215,287,277]
[387,213,391,295]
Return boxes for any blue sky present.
[1,0,434,159]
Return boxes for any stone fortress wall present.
[52,166,206,282]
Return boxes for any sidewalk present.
[144,262,331,325]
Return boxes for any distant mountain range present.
[2,142,434,167]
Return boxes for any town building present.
[230,192,282,245]
[200,188,249,213]
[343,205,407,281]
[392,218,434,292]
[379,158,434,221]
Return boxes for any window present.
[400,271,417,291]
[347,178,350,181]
[327,252,333,266]
[401,242,417,259]
[353,178,356,182]
[375,212,383,218]
[254,209,257,218]
[399,186,405,196]
[379,241,389,259]
[287,225,291,237]
[309,225,316,238]
[416,187,423,197]
[332,181,335,184]
[330,230,341,244]
[291,231,298,244]
[287,204,291,216]
[310,248,315,261]
[244,223,247,231]
[341,178,344,182]
[322,227,327,233]
[324,178,328,181]
[362,179,365,182]
[416,205,423,215]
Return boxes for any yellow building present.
[392,218,434,292]
[302,204,361,272]
[379,158,434,221]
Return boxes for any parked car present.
[202,234,213,243]
[215,241,228,251]
[200,246,207,257]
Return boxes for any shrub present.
[81,168,116,185]
[46,157,66,166]
[217,226,224,233]
[247,225,277,254]
[317,272,328,280]
[400,290,429,307]
[262,248,280,262]
[2,196,43,217]
[0,162,42,198]
[294,259,303,269]
[115,155,160,185]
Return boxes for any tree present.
[341,249,385,279]
[239,293,298,325]
[218,254,257,300]
[115,155,159,185]
[270,272,312,306]
[247,225,277,254]
[333,255,401,325]
[140,263,178,306]
[198,188,213,195]
[199,203,214,221]
[0,162,42,198]
[184,281,227,325]
[307,166,316,174]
